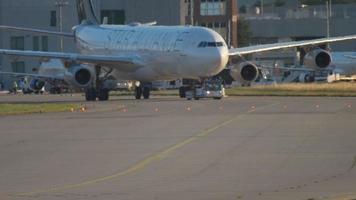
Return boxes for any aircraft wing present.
[0,25,74,37]
[0,49,141,71]
[229,35,356,56]
[0,71,63,80]
[343,55,356,59]
[258,66,315,72]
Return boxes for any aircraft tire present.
[143,87,150,99]
[179,87,186,98]
[98,88,109,101]
[135,87,142,99]
[85,88,97,101]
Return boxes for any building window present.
[202,22,227,40]
[101,10,125,25]
[50,10,57,27]
[41,36,48,51]
[185,0,193,17]
[11,61,25,73]
[33,36,40,51]
[200,0,226,16]
[10,36,24,50]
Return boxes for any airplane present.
[1,0,356,101]
[254,51,356,83]
[0,58,121,94]
[0,59,91,94]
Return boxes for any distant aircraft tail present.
[76,0,99,24]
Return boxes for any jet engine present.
[64,65,95,88]
[29,79,45,91]
[304,49,332,70]
[229,62,259,85]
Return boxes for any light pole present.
[190,0,194,25]
[261,0,264,15]
[326,0,332,49]
[301,1,331,40]
[326,0,330,38]
[54,0,69,52]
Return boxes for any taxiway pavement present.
[0,95,356,200]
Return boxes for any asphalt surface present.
[0,94,356,200]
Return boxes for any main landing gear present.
[85,65,111,101]
[85,87,110,101]
[135,82,152,100]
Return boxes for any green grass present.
[226,83,356,97]
[0,103,81,116]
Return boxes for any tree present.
[237,17,252,47]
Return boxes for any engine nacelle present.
[29,79,45,91]
[64,65,94,88]
[304,49,332,69]
[229,62,259,85]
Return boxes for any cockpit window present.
[198,42,208,47]
[198,41,224,48]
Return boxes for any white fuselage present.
[74,24,229,81]
[330,52,356,76]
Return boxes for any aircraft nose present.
[204,47,229,76]
[213,46,229,73]
[219,47,229,68]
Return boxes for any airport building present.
[184,0,238,48]
[240,2,356,51]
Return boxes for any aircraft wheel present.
[135,86,142,99]
[85,88,97,101]
[179,87,186,98]
[98,88,109,101]
[143,87,150,99]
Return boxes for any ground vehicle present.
[185,79,224,100]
